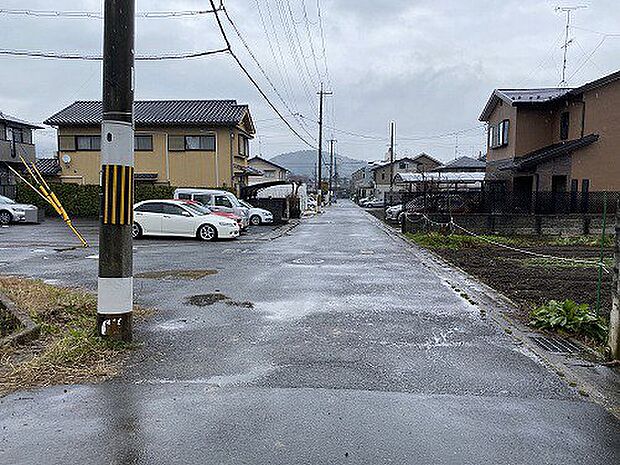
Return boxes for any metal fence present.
[387,190,619,215]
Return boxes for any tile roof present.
[44,100,251,128]
[514,133,599,170]
[248,156,289,172]
[0,111,44,129]
[480,69,620,121]
[436,156,485,171]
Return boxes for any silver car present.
[0,195,38,225]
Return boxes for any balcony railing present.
[0,140,36,163]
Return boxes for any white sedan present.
[132,199,239,241]
[239,199,273,225]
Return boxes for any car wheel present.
[0,210,12,225]
[250,215,261,226]
[197,224,217,242]
[131,223,143,239]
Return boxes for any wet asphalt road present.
[1,201,619,464]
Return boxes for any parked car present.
[132,199,239,241]
[0,195,38,225]
[238,199,274,225]
[174,188,250,229]
[364,198,384,208]
[385,204,403,222]
[358,196,374,207]
[182,200,245,230]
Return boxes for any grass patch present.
[548,235,614,247]
[529,299,608,344]
[519,256,613,269]
[405,232,522,250]
[0,276,148,396]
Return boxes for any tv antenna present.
[556,5,587,86]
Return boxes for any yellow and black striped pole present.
[97,0,135,342]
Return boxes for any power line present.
[210,0,315,149]
[315,0,331,86]
[300,0,322,83]
[0,47,229,61]
[221,5,315,142]
[0,8,223,19]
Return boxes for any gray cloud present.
[0,0,619,162]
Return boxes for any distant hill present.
[269,150,366,179]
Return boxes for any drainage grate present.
[530,336,581,354]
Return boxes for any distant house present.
[479,69,620,195]
[35,158,62,182]
[351,161,381,199]
[247,156,289,185]
[44,100,256,193]
[372,153,442,198]
[0,111,42,198]
[434,156,485,173]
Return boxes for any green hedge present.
[16,182,177,218]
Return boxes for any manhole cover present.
[291,257,325,265]
[530,336,581,353]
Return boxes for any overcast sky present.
[1,0,619,165]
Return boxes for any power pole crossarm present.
[98,0,135,341]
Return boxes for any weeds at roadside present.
[0,277,148,396]
[405,232,522,250]
[529,299,608,344]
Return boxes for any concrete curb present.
[362,207,620,419]
[0,291,40,347]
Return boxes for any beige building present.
[480,69,620,194]
[372,153,442,198]
[44,100,256,192]
[247,156,289,185]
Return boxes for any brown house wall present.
[570,79,620,190]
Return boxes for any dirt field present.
[437,244,613,317]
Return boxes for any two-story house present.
[372,153,442,198]
[0,111,42,198]
[44,100,256,193]
[480,69,620,196]
[247,156,289,185]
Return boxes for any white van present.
[173,188,250,229]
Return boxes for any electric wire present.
[0,8,223,19]
[0,47,229,61]
[209,0,316,149]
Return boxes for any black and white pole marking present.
[97,0,135,341]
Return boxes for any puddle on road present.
[185,293,254,309]
[136,269,218,280]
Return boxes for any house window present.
[581,179,590,193]
[381,172,386,181]
[238,134,249,156]
[264,169,276,178]
[10,128,26,143]
[185,135,216,151]
[399,162,408,169]
[498,120,509,146]
[488,126,496,149]
[76,135,101,151]
[135,135,153,151]
[560,112,570,140]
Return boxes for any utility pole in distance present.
[98,0,135,341]
[316,82,332,209]
[388,121,395,204]
[328,139,336,205]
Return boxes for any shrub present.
[16,182,178,218]
[529,299,608,343]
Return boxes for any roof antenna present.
[556,5,587,87]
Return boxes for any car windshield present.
[0,195,15,204]
[181,202,210,216]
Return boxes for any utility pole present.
[609,204,620,359]
[328,139,336,205]
[333,153,338,202]
[389,121,395,203]
[316,82,332,210]
[98,0,135,341]
[557,5,587,87]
